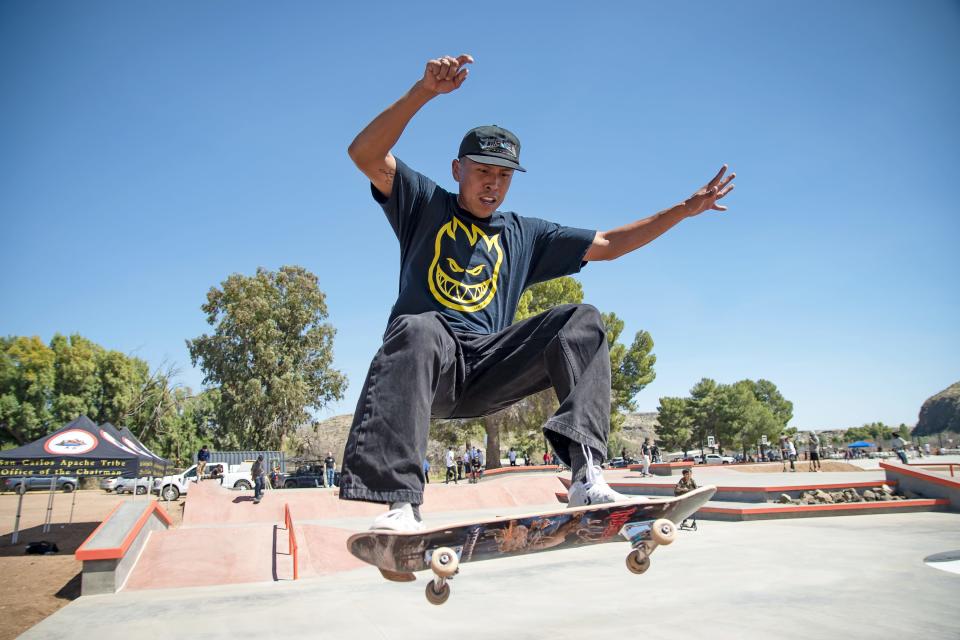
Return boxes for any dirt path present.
[0,490,184,640]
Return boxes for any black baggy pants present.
[339,304,610,505]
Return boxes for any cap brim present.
[463,154,526,172]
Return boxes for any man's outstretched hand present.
[419,54,474,95]
[684,165,736,216]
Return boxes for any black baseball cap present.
[458,125,526,172]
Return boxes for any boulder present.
[779,493,793,504]
[863,490,877,501]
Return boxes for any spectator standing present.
[508,448,517,467]
[543,451,551,465]
[423,457,431,483]
[196,445,210,482]
[269,462,282,489]
[786,439,797,472]
[651,442,661,464]
[324,452,337,488]
[640,439,652,477]
[444,447,457,484]
[462,446,471,480]
[924,442,931,456]
[251,455,266,504]
[809,432,821,472]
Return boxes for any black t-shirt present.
[372,159,596,334]
[324,456,335,469]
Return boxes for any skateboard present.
[347,484,716,604]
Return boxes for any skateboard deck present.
[348,484,716,603]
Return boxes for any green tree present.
[152,388,221,465]
[0,336,56,445]
[655,396,694,452]
[747,379,794,428]
[97,349,151,425]
[659,378,790,458]
[50,334,103,422]
[688,378,720,454]
[187,266,347,450]
[604,312,656,432]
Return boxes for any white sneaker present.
[567,465,632,507]
[370,503,425,533]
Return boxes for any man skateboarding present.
[340,54,735,532]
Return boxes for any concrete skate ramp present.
[181,472,567,527]
[125,472,567,590]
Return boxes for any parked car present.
[283,463,336,488]
[4,476,78,494]
[605,456,638,469]
[115,477,152,495]
[153,462,257,500]
[100,477,121,492]
[698,453,734,465]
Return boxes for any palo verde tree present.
[187,266,347,451]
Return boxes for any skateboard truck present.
[620,518,676,574]
[425,546,460,605]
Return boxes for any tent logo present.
[121,436,149,457]
[44,429,98,455]
[99,429,135,454]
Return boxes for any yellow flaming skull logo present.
[428,218,503,312]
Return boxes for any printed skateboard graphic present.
[348,485,716,603]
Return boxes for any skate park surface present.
[19,464,960,639]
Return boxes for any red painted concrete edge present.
[483,465,561,476]
[610,480,897,492]
[627,461,694,471]
[698,499,948,515]
[881,461,960,489]
[76,501,172,562]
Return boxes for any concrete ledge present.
[882,462,960,511]
[610,480,897,503]
[698,499,950,521]
[482,465,561,477]
[75,500,172,595]
[628,461,694,476]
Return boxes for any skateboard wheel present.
[650,519,676,546]
[626,549,651,575]
[425,580,451,605]
[430,547,459,578]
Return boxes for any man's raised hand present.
[685,165,736,216]
[420,54,474,95]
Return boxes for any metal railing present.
[284,503,299,580]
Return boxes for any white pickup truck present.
[153,461,255,500]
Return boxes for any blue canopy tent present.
[848,441,874,448]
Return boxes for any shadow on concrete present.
[231,496,257,504]
[0,522,98,556]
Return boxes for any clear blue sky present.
[2,1,958,430]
